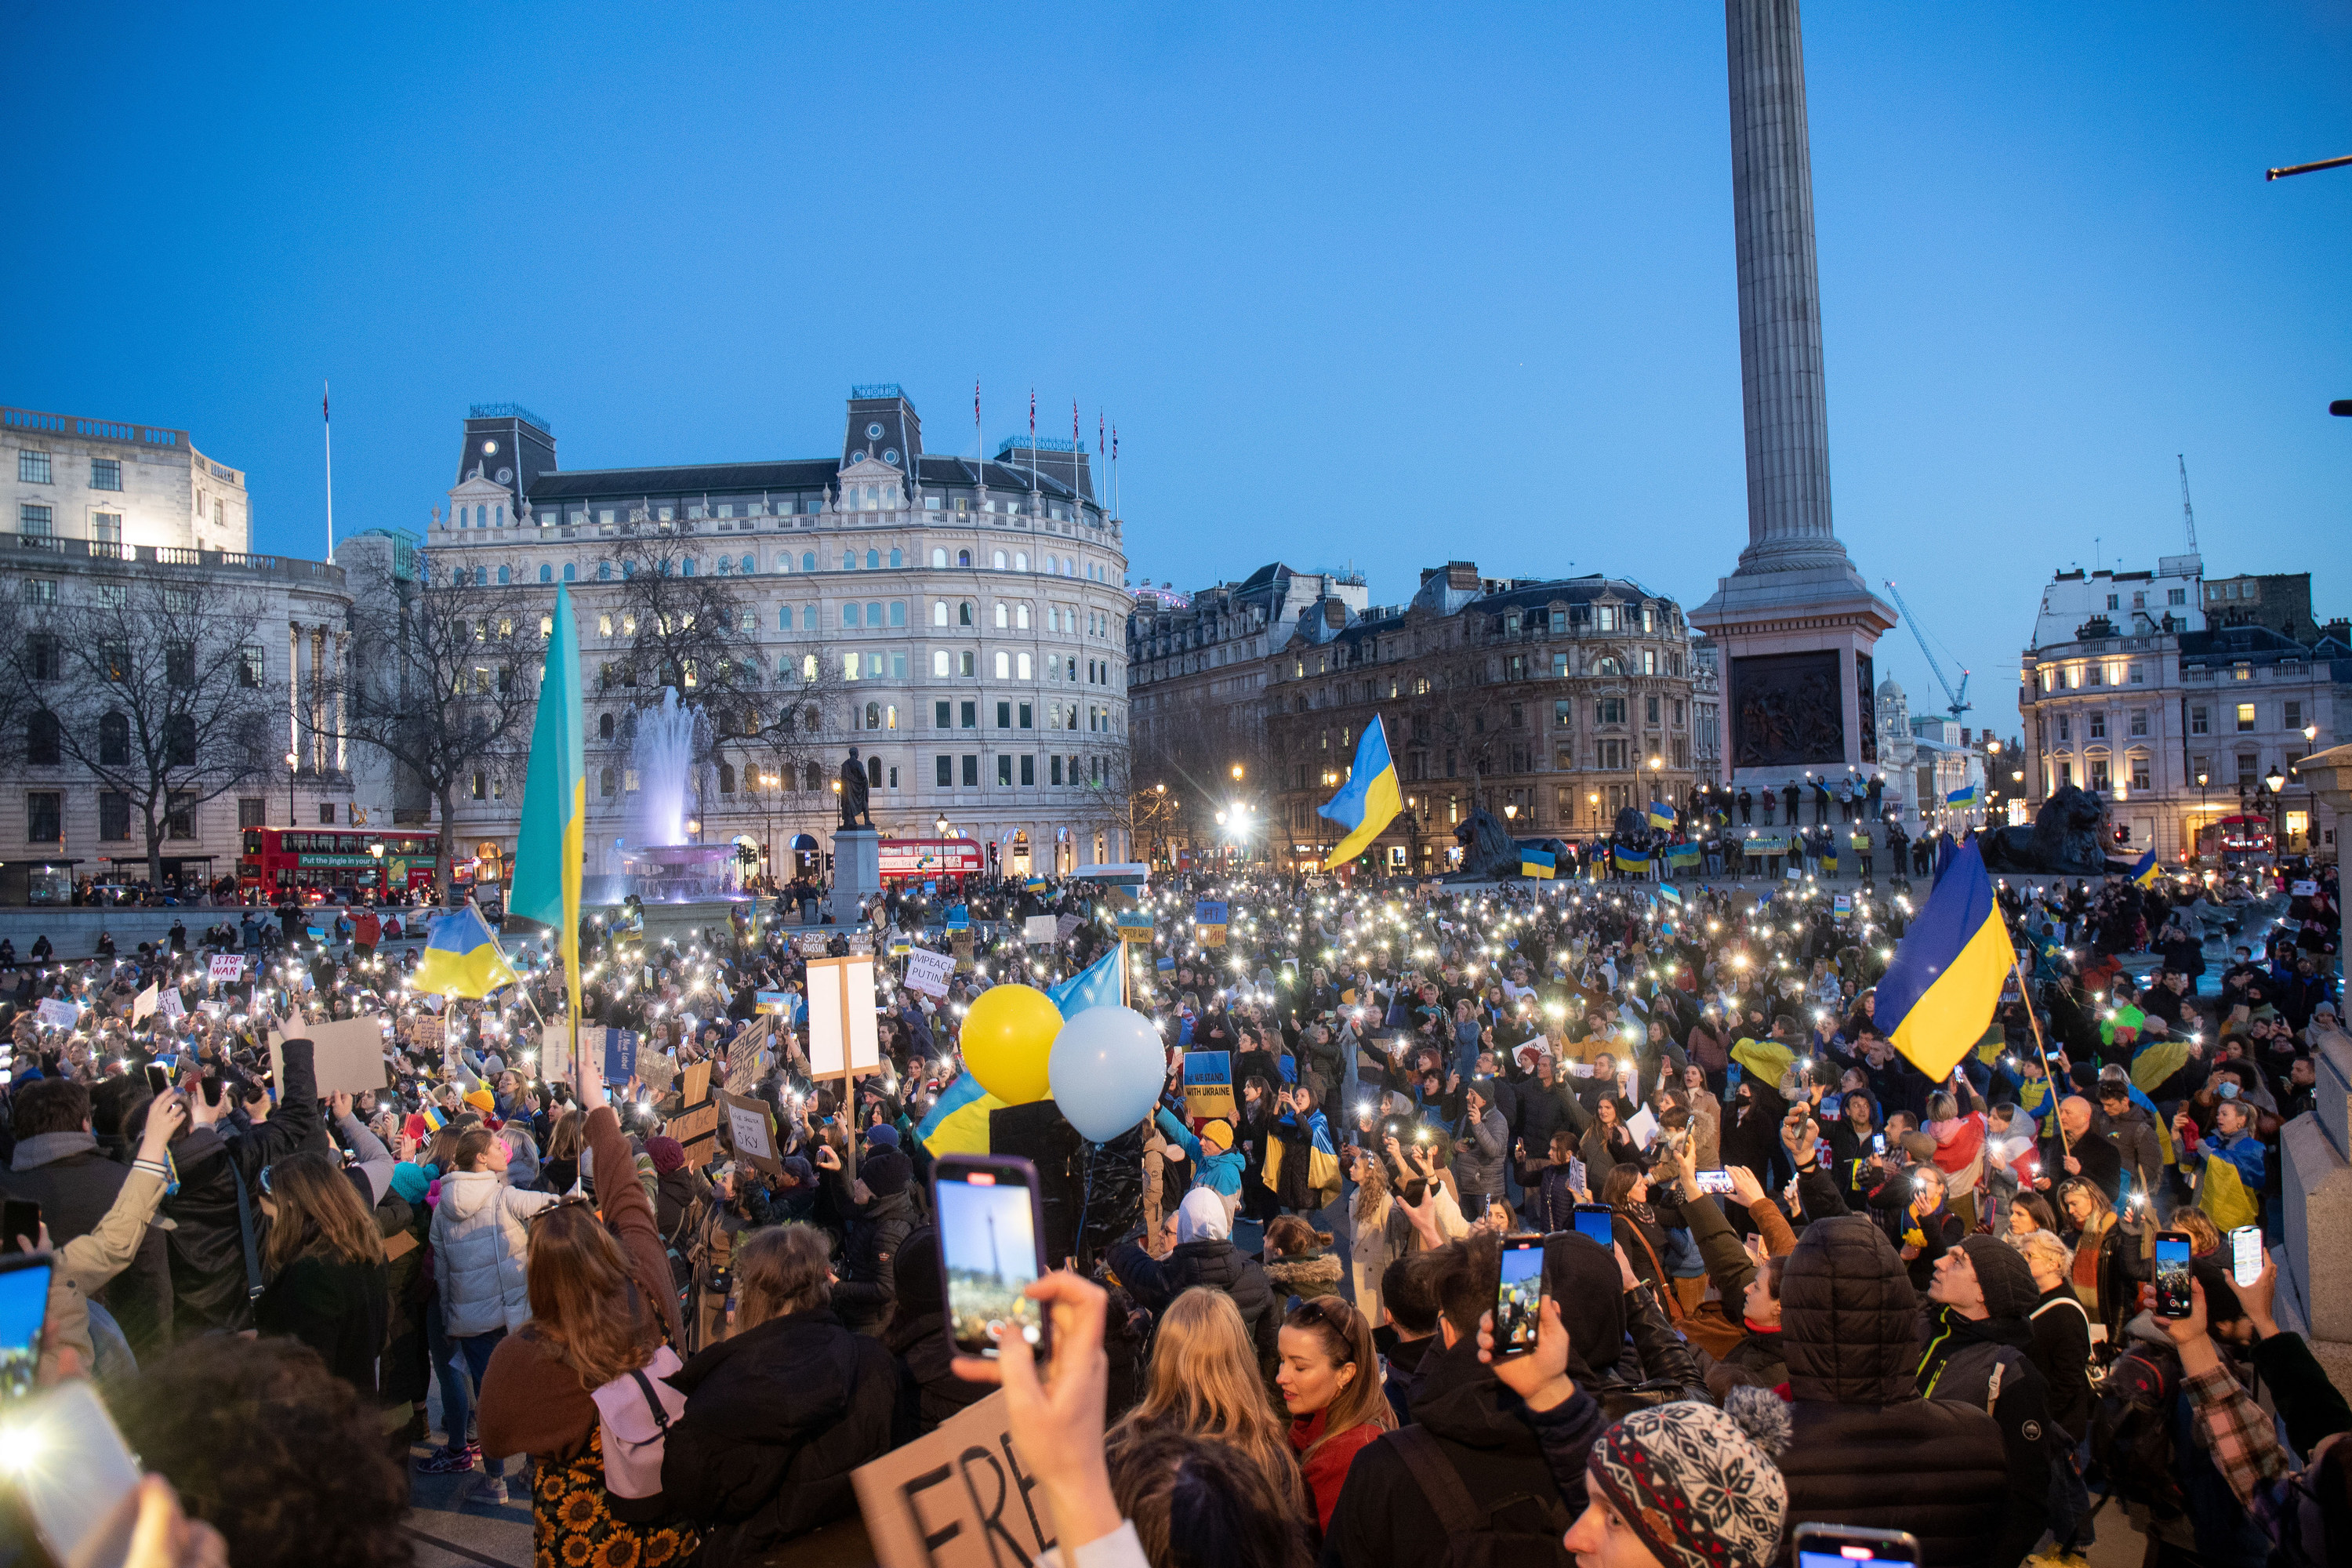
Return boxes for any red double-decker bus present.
[239,827,441,903]
[877,837,985,884]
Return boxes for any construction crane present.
[2178,455,2198,551]
[1882,579,1972,720]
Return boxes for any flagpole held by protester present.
[508,579,588,1076]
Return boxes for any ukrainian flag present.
[414,903,521,998]
[1659,883,1682,908]
[1047,946,1122,1015]
[1646,802,1676,833]
[2192,1134,2264,1233]
[1316,715,1403,870]
[1874,839,2013,1079]
[1025,877,1049,893]
[1520,848,1556,880]
[1613,846,1650,872]
[2130,848,2158,887]
[509,581,586,1025]
[918,1072,1006,1156]
[1945,782,1983,810]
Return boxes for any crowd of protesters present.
[0,844,2337,1568]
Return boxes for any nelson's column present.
[1688,0,1899,801]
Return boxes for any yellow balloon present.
[960,984,1061,1105]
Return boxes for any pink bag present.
[589,1343,685,1523]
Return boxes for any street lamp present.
[1588,790,1600,833]
[2264,764,2288,854]
[1504,802,1518,822]
[285,749,299,826]
[1230,764,1243,782]
[368,840,384,904]
[935,815,949,837]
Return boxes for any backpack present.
[2086,1344,2186,1525]
[1385,1425,1572,1568]
[590,1341,687,1524]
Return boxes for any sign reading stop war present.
[851,1390,1059,1568]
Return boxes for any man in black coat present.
[160,1032,328,1335]
[1780,1123,2013,1568]
[1104,1189,1278,1365]
[2034,1096,2122,1205]
[1916,1236,2057,1568]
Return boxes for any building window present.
[2237,702,2256,732]
[2190,706,2209,735]
[2169,588,2186,606]
[2285,700,2303,731]
[1596,697,1625,726]
[315,802,335,826]
[2237,753,2259,786]
[2129,710,2147,737]
[2129,757,2151,790]
[89,457,122,491]
[20,503,53,538]
[2089,758,2111,792]
[2088,713,2107,739]
[25,711,60,766]
[1020,754,1035,786]
[17,452,51,485]
[25,792,61,844]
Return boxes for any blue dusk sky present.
[2,3,2347,733]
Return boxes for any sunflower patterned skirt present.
[533,1426,697,1568]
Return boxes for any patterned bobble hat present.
[1587,1386,1791,1568]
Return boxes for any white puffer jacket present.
[430,1168,556,1338]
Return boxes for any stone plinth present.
[829,829,880,926]
[2279,1027,2352,1388]
[1690,575,1896,793]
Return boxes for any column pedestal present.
[829,829,880,926]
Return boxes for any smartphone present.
[934,1155,1049,1359]
[142,1064,172,1099]
[2154,1230,2194,1319]
[0,1253,52,1400]
[2229,1225,2263,1290]
[201,1073,223,1108]
[1573,1202,1615,1249]
[3,1378,147,1568]
[1695,1168,1736,1196]
[1792,1523,1921,1568]
[1871,1131,1886,1154]
[1,1201,39,1258]
[1491,1235,1544,1358]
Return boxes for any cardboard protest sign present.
[601,1027,640,1083]
[131,985,158,1024]
[718,1091,783,1175]
[1182,1050,1235,1122]
[902,949,955,1000]
[1196,900,1229,947]
[804,956,881,1079]
[950,929,975,970]
[724,1018,771,1094]
[268,1016,392,1097]
[1054,913,1083,944]
[681,1058,712,1110]
[1115,913,1153,945]
[754,990,793,1015]
[207,954,245,983]
[665,1100,720,1169]
[850,1390,1058,1568]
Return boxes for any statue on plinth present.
[837,747,873,831]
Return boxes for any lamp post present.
[1588,790,1600,834]
[285,749,299,826]
[2265,764,2287,858]
[2195,771,2210,862]
[368,840,384,906]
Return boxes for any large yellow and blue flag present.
[2129,848,2158,887]
[918,1072,1006,1156]
[1945,782,1983,811]
[414,902,521,997]
[1317,715,1403,870]
[509,581,586,1025]
[1519,847,1556,880]
[1047,947,1123,1015]
[1613,845,1650,873]
[1874,837,2013,1079]
[1646,801,1676,833]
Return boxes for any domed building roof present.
[1876,675,1906,699]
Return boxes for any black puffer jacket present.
[1778,1179,2012,1568]
[829,1178,916,1335]
[1105,1235,1279,1364]
[159,1038,330,1334]
[661,1306,902,1566]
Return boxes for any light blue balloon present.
[1047,1004,1164,1143]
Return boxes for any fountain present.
[581,687,739,906]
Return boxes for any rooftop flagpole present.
[321,381,335,563]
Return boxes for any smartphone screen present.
[201,1074,223,1107]
[0,1254,53,1400]
[1494,1237,1544,1357]
[2229,1225,2263,1290]
[1695,1168,1736,1196]
[143,1064,171,1099]
[1871,1132,1886,1154]
[935,1157,1047,1359]
[1792,1523,1922,1568]
[5,1379,146,1568]
[1,1201,39,1258]
[1573,1202,1614,1249]
[2154,1231,2194,1319]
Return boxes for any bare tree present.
[1421,662,1497,808]
[602,541,760,699]
[336,546,539,903]
[8,572,283,888]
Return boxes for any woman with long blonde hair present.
[1347,1147,1393,1323]
[1110,1287,1306,1521]
[1276,1295,1396,1532]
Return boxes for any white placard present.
[1023,915,1058,945]
[35,1000,78,1031]
[902,949,955,999]
[538,1024,575,1084]
[208,955,245,982]
[157,988,184,1019]
[803,955,881,1078]
[131,984,158,1023]
[1626,1105,1661,1150]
